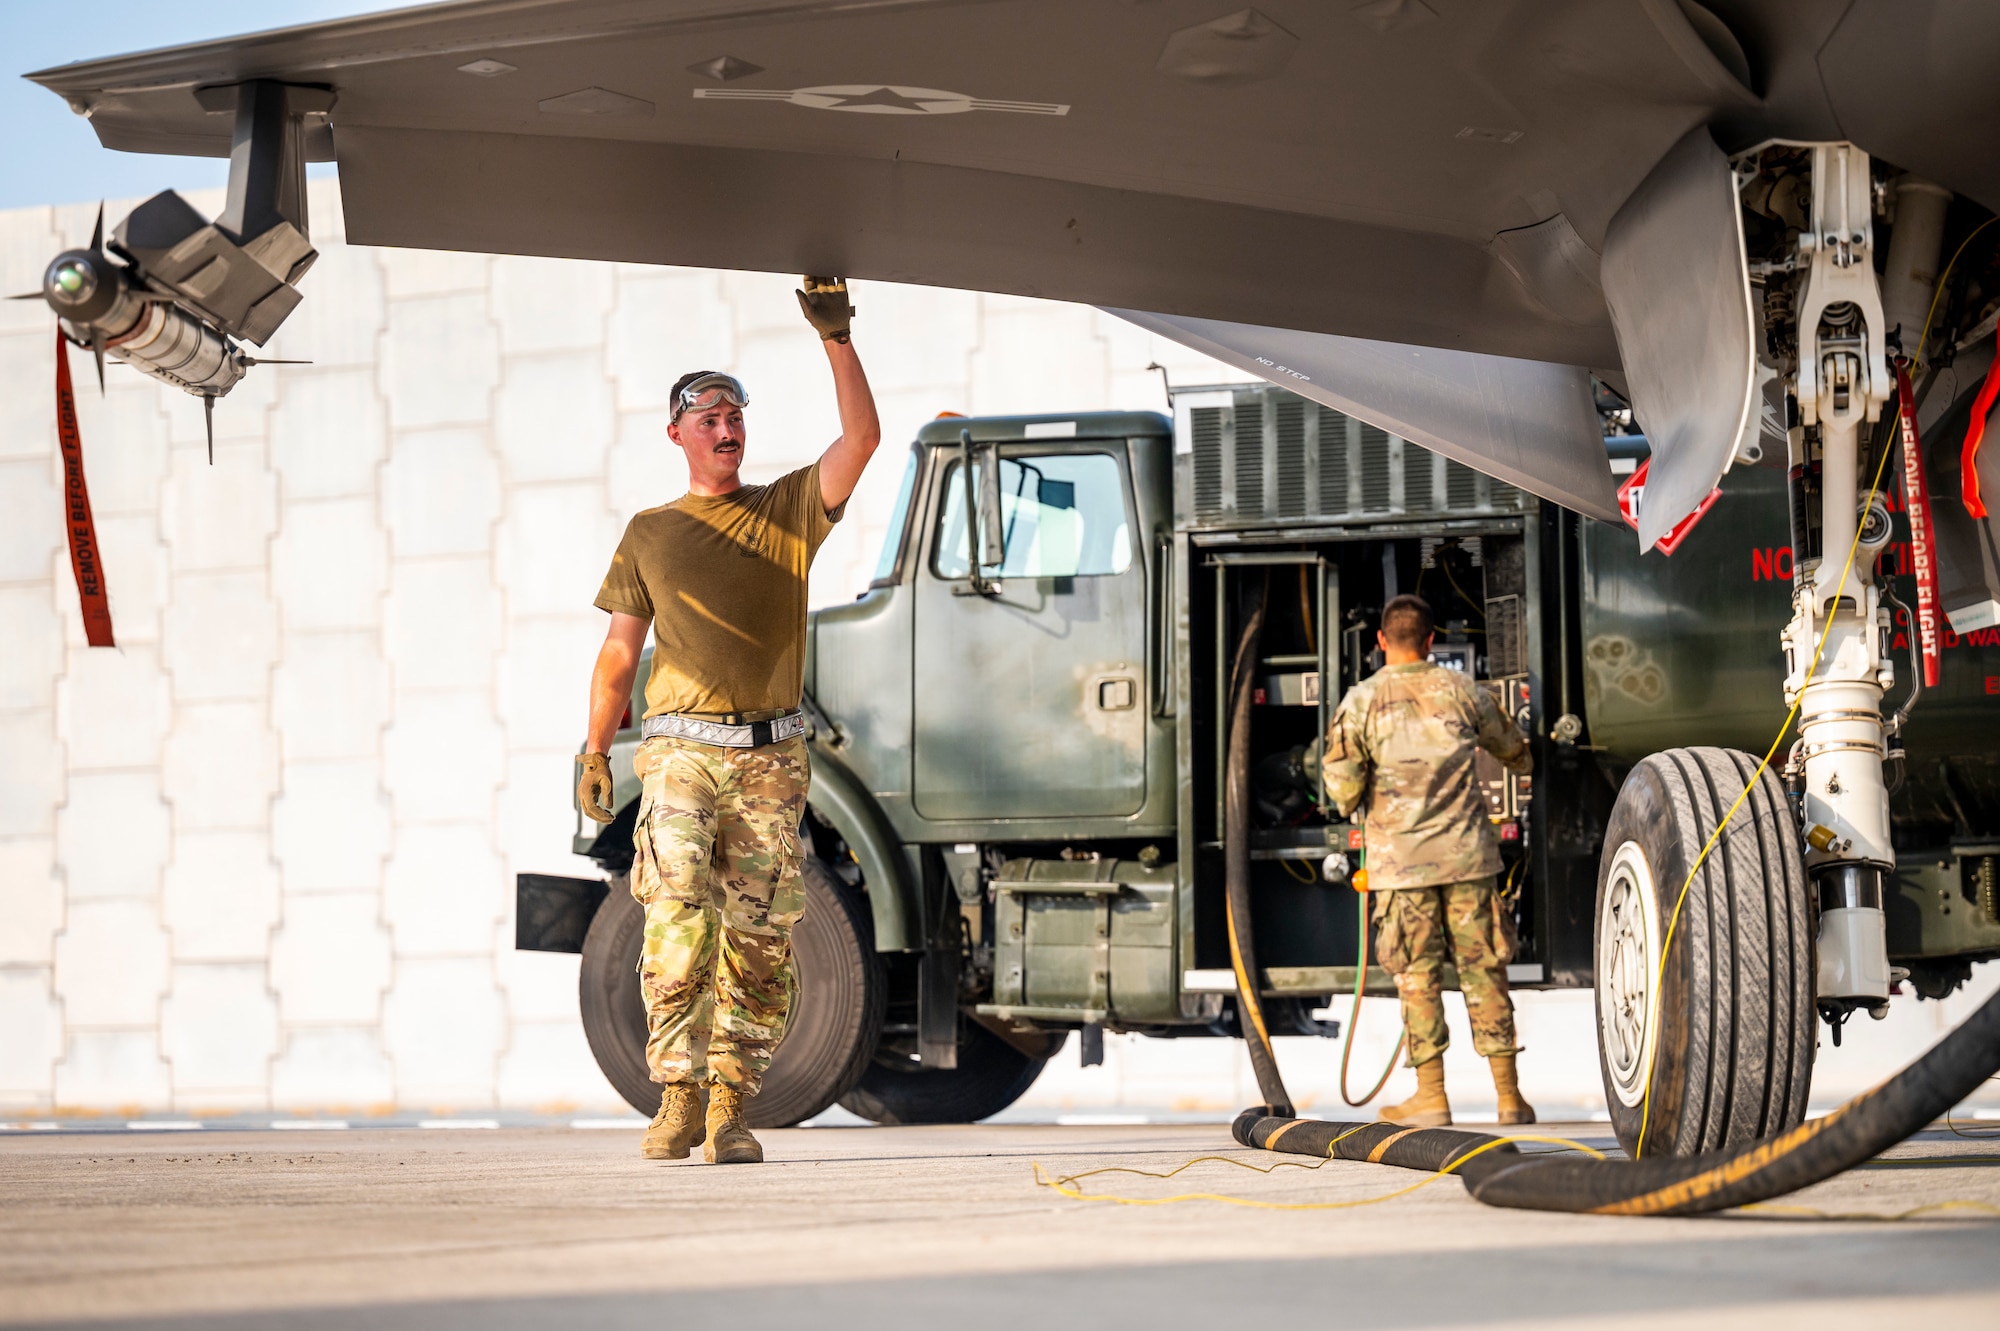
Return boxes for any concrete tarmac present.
[3,1120,1997,1328]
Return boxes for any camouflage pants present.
[1373,876,1519,1067]
[629,734,809,1093]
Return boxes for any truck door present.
[914,443,1147,821]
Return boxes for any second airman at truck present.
[1322,593,1537,1128]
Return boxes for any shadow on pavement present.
[30,1227,2000,1331]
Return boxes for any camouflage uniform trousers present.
[1372,876,1521,1067]
[629,734,809,1094]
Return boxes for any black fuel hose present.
[1234,1113,1521,1178]
[1235,978,2000,1215]
[1225,574,1292,1118]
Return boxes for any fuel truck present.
[518,377,2000,1155]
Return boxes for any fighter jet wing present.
[1110,307,1621,524]
[27,0,2000,535]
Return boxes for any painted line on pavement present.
[2,1117,655,1133]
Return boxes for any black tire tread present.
[749,857,885,1127]
[838,1021,1050,1125]
[578,876,653,1119]
[1597,747,1814,1159]
[577,856,884,1129]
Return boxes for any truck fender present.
[807,741,917,952]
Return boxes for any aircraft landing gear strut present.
[1779,144,1907,1028]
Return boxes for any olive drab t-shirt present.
[1320,661,1532,891]
[595,464,840,718]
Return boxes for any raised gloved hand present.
[796,275,853,343]
[576,752,615,825]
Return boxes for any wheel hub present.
[1598,840,1661,1109]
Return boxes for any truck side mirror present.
[977,440,1006,569]
[957,429,1001,594]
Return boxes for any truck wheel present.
[578,856,884,1128]
[838,1021,1054,1125]
[1594,747,1813,1159]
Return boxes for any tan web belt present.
[641,710,807,748]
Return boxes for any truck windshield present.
[870,448,919,585]
[935,451,1132,579]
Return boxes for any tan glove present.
[796,275,854,343]
[576,752,615,825]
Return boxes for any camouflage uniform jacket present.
[1321,662,1531,890]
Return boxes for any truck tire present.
[578,856,884,1128]
[838,1021,1053,1125]
[1594,747,1813,1159]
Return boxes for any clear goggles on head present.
[673,372,749,419]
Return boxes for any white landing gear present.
[1780,143,1898,1031]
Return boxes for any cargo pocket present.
[1372,892,1411,975]
[627,785,659,906]
[764,825,807,931]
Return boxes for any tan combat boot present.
[704,1082,764,1164]
[1490,1053,1537,1125]
[1379,1056,1452,1128]
[641,1083,706,1160]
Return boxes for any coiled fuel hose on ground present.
[1236,980,2000,1215]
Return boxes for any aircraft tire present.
[578,856,885,1128]
[838,1021,1054,1125]
[1593,747,1814,1159]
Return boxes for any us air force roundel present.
[694,84,1068,116]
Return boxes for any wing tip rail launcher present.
[33,80,328,451]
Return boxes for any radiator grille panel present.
[1275,398,1307,518]
[1359,425,1393,512]
[1234,407,1264,520]
[1182,386,1533,528]
[1405,446,1434,513]
[1192,406,1224,518]
[1446,459,1479,509]
[1318,407,1349,514]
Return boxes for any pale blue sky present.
[0,0,402,211]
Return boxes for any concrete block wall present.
[0,181,1247,1113]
